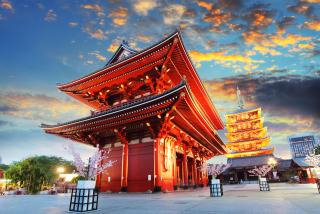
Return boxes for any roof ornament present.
[236,86,245,110]
[122,40,129,47]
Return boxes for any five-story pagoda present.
[223,87,275,182]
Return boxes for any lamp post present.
[268,158,277,180]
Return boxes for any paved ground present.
[0,183,319,214]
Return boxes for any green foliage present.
[5,156,74,194]
[0,164,9,171]
[315,145,320,155]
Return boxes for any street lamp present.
[56,167,65,174]
[268,158,277,169]
[268,158,278,180]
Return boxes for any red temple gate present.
[41,31,227,192]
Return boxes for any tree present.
[68,144,116,180]
[5,156,74,194]
[315,145,320,155]
[0,164,9,171]
[248,165,273,177]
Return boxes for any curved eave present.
[56,32,180,91]
[42,82,186,133]
[226,148,274,158]
[225,107,261,124]
[225,127,268,143]
[226,137,270,149]
[57,31,224,131]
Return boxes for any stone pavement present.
[0,183,319,214]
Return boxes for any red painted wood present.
[99,147,123,192]
[127,142,154,192]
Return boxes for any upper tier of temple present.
[56,31,223,131]
[41,31,227,158]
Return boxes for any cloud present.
[304,20,320,31]
[132,0,159,16]
[197,0,213,11]
[0,0,13,11]
[288,2,314,17]
[108,7,128,26]
[83,27,106,40]
[276,16,295,30]
[301,0,320,3]
[0,120,13,127]
[44,9,57,22]
[0,92,90,123]
[189,50,261,65]
[82,4,105,17]
[89,51,107,61]
[244,8,274,29]
[136,34,153,43]
[270,30,311,47]
[162,4,187,25]
[68,22,78,27]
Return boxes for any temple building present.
[222,87,275,183]
[41,32,228,192]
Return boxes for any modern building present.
[223,87,275,183]
[289,134,317,158]
[288,134,319,183]
[41,31,228,192]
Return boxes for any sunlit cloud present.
[82,4,105,17]
[196,0,213,11]
[0,92,90,123]
[136,34,153,43]
[89,51,107,62]
[189,50,262,69]
[0,0,13,12]
[108,7,128,26]
[304,20,320,31]
[162,4,187,25]
[44,9,57,22]
[83,26,106,40]
[132,0,159,16]
[245,8,274,29]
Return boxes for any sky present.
[0,0,319,164]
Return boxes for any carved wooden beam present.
[114,128,128,144]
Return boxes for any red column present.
[183,147,188,188]
[121,142,128,191]
[172,145,177,188]
[154,138,161,189]
[193,159,198,187]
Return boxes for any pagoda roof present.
[225,148,274,158]
[106,40,138,65]
[41,82,227,155]
[56,31,224,130]
[226,107,261,115]
[227,154,276,168]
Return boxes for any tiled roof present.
[227,154,276,168]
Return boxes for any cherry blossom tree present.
[68,143,116,180]
[199,163,231,178]
[248,165,273,177]
[305,152,320,167]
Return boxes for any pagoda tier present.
[225,148,274,158]
[41,32,227,192]
[226,117,264,133]
[225,108,261,124]
[225,127,267,143]
[226,137,270,152]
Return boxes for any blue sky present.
[0,0,319,164]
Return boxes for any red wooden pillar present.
[182,147,188,188]
[172,144,177,188]
[192,158,198,187]
[154,138,161,189]
[121,142,128,191]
